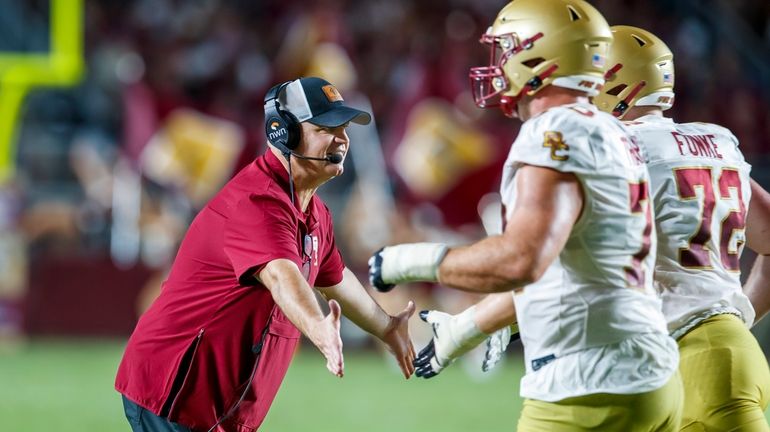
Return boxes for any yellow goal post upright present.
[0,0,84,184]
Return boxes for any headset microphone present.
[290,152,343,164]
[325,153,344,164]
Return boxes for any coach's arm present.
[317,268,416,378]
[258,259,344,377]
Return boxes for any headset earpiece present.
[280,110,301,150]
[264,82,301,154]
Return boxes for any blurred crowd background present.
[1,0,770,357]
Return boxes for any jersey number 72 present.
[673,167,746,271]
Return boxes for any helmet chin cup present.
[500,95,519,118]
[491,64,559,119]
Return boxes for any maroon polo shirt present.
[115,150,345,431]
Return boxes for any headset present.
[264,81,301,156]
[262,81,343,205]
[263,81,344,164]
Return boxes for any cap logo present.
[663,72,673,83]
[321,85,343,102]
[270,121,280,130]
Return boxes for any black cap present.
[278,77,371,127]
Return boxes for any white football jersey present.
[627,114,754,337]
[503,103,678,401]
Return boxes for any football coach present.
[116,77,416,432]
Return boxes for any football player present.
[406,24,770,432]
[594,25,770,431]
[368,1,683,430]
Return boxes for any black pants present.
[122,395,193,432]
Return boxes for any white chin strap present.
[551,74,605,96]
[634,91,675,110]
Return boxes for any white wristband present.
[427,305,488,367]
[380,242,448,284]
[449,305,489,350]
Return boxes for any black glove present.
[413,339,443,379]
[368,247,395,292]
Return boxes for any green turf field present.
[0,339,522,431]
[2,339,770,431]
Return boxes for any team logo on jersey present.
[543,131,569,161]
[322,85,343,102]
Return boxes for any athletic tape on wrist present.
[380,243,448,284]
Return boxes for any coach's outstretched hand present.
[368,243,449,292]
[308,299,345,378]
[413,307,488,379]
[380,301,417,378]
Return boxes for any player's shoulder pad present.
[528,104,597,130]
[512,105,600,173]
[679,121,741,148]
[620,117,676,162]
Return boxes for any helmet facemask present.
[470,32,562,118]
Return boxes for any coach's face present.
[297,121,349,179]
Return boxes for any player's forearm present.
[473,292,517,334]
[745,255,770,324]
[438,167,577,293]
[369,167,579,294]
[371,236,553,294]
[438,236,542,293]
[259,259,327,342]
[747,180,770,254]
[318,268,390,339]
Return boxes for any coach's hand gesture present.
[309,299,345,377]
[380,301,417,378]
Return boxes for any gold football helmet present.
[469,0,613,117]
[594,25,675,118]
